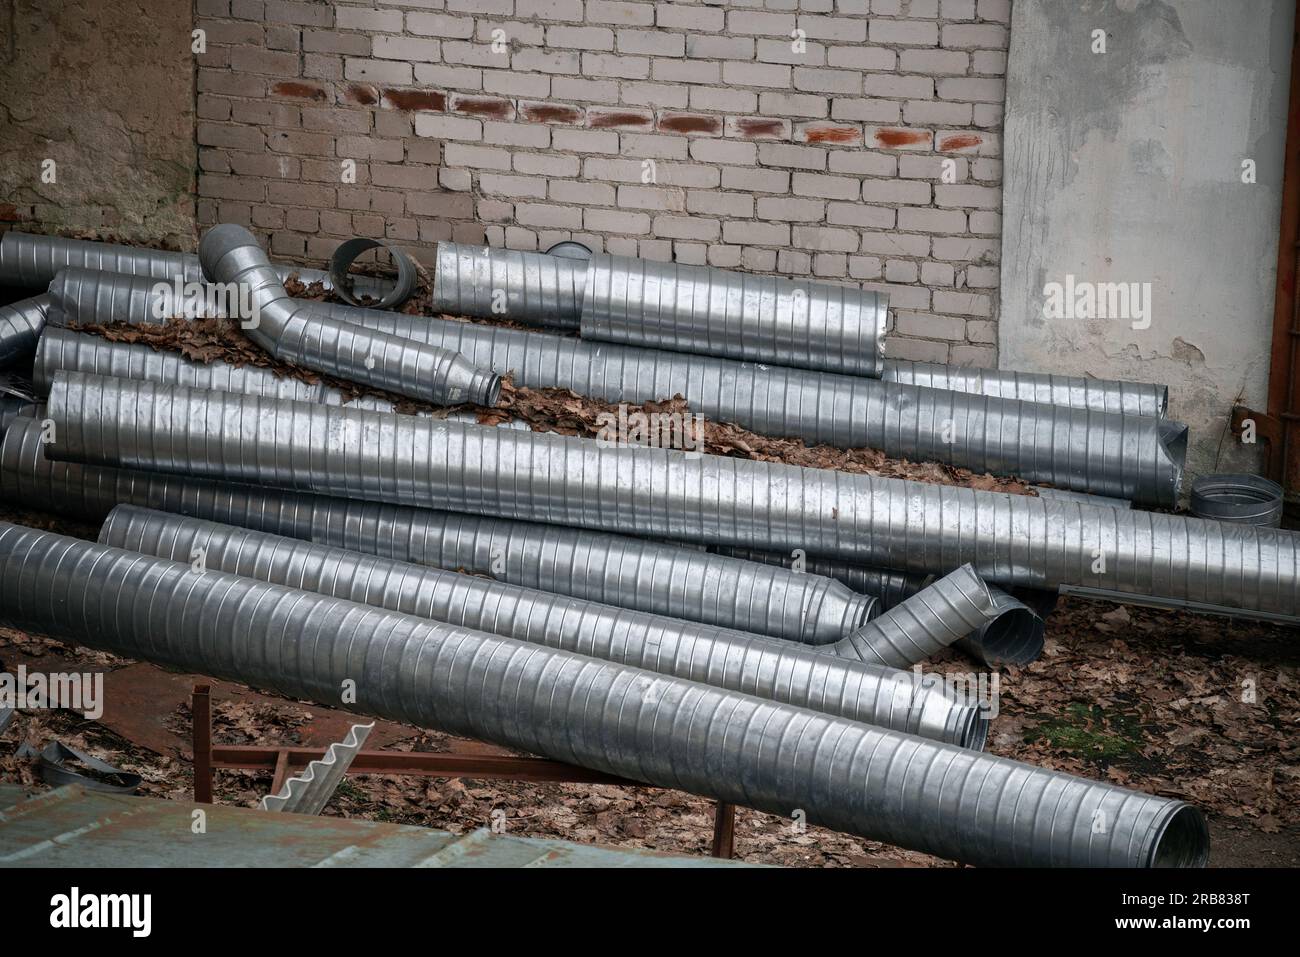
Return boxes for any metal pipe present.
[0,520,1209,866]
[44,374,1300,617]
[713,546,933,610]
[0,230,392,298]
[0,295,51,368]
[880,360,1168,419]
[431,242,585,328]
[32,327,398,411]
[46,268,1185,504]
[0,416,871,643]
[99,505,979,747]
[828,565,1044,668]
[580,254,887,376]
[198,224,500,406]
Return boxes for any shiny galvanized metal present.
[830,564,1044,668]
[44,269,1187,504]
[880,360,1169,419]
[199,224,500,406]
[32,327,398,411]
[431,242,585,328]
[0,522,1210,866]
[44,375,1299,618]
[714,546,933,610]
[0,785,748,867]
[0,295,50,368]
[261,723,374,814]
[0,230,392,298]
[580,254,888,376]
[0,396,38,441]
[100,507,976,745]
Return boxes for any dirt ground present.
[1,503,1296,868]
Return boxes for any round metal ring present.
[1189,473,1284,527]
[328,237,418,309]
[545,240,594,261]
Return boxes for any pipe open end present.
[974,606,1046,667]
[475,372,504,408]
[963,710,990,752]
[1148,804,1210,868]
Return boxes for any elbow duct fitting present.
[0,521,1210,866]
[44,374,1298,618]
[880,360,1168,419]
[198,224,500,406]
[580,254,888,376]
[0,230,393,298]
[0,295,51,368]
[829,564,1044,668]
[0,416,870,644]
[99,506,976,747]
[430,242,585,329]
[45,268,1184,504]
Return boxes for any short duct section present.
[98,506,979,748]
[0,521,1210,867]
[42,374,1299,618]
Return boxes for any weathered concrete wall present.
[999,0,1293,479]
[0,0,197,246]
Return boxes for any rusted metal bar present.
[711,803,736,860]
[270,751,292,800]
[192,684,212,805]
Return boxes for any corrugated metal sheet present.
[0,785,753,868]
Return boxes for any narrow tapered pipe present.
[99,505,980,747]
[0,521,1209,866]
[42,374,1300,618]
[829,565,1044,668]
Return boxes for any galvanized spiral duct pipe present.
[44,268,1185,504]
[0,520,1210,866]
[0,295,51,369]
[430,242,585,329]
[198,224,500,406]
[0,416,871,644]
[879,360,1168,419]
[31,327,399,411]
[0,231,393,298]
[0,395,38,440]
[713,546,933,609]
[828,564,1044,668]
[44,374,1299,617]
[99,506,979,747]
[580,254,888,376]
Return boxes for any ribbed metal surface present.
[99,506,978,746]
[431,242,585,328]
[830,565,1043,668]
[1189,474,1284,528]
[32,327,398,411]
[0,295,51,368]
[261,723,373,814]
[881,360,1168,419]
[0,418,864,643]
[0,231,391,297]
[0,396,38,441]
[581,254,888,376]
[49,266,225,325]
[44,268,1186,504]
[45,374,1299,617]
[0,521,1209,866]
[713,547,933,610]
[200,224,500,406]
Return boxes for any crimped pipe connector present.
[430,242,585,328]
[100,506,977,747]
[880,360,1169,419]
[581,254,888,376]
[32,327,398,411]
[829,565,1044,668]
[199,224,501,406]
[44,374,1300,617]
[0,521,1210,866]
[44,269,1185,504]
[0,231,392,298]
[0,295,51,368]
[0,418,869,644]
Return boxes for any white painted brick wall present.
[194,0,1012,364]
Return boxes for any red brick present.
[873,128,932,148]
[587,108,653,130]
[381,88,447,112]
[798,123,862,145]
[450,94,515,119]
[937,132,983,152]
[343,83,379,106]
[520,101,584,124]
[730,117,787,139]
[657,112,722,135]
[271,80,327,101]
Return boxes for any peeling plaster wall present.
[999,0,1293,479]
[0,0,197,246]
